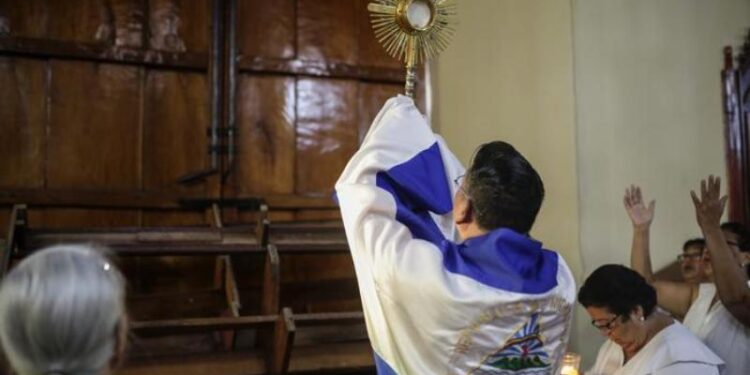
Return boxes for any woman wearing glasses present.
[579,264,723,375]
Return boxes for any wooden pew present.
[3,202,372,375]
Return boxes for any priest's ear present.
[453,192,474,226]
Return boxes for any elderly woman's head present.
[578,264,657,355]
[0,245,126,375]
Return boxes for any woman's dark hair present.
[721,222,750,252]
[578,264,657,318]
[682,238,705,252]
[465,141,544,234]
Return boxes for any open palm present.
[690,175,728,229]
[624,185,655,228]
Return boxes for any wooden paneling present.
[239,0,295,60]
[295,210,340,221]
[0,58,45,188]
[0,0,49,39]
[724,45,750,224]
[233,75,296,196]
[151,0,209,53]
[0,208,9,241]
[233,75,296,223]
[357,82,402,143]
[28,208,138,228]
[280,255,355,284]
[142,70,208,226]
[42,60,140,226]
[356,0,401,69]
[297,0,357,65]
[47,61,140,189]
[46,0,107,44]
[296,78,358,195]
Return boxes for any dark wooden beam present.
[130,315,277,336]
[239,56,405,84]
[0,36,207,71]
[0,189,190,209]
[23,241,348,256]
[264,195,338,210]
[0,189,337,211]
[0,36,405,83]
[294,311,365,327]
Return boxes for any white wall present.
[434,0,750,368]
[573,0,750,363]
[433,0,582,279]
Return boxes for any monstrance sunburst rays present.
[368,0,457,97]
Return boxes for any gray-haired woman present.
[0,245,127,375]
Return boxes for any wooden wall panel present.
[295,209,340,221]
[233,75,296,222]
[141,70,208,226]
[0,58,46,188]
[356,0,401,69]
[357,82,402,143]
[239,0,295,60]
[42,60,140,227]
[233,75,296,195]
[0,0,49,38]
[45,0,106,44]
[296,78,358,195]
[151,0,209,53]
[297,0,357,64]
[47,61,140,189]
[29,208,139,228]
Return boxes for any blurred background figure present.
[678,238,708,284]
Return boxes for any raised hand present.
[690,175,728,230]
[624,185,656,229]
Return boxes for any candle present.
[560,352,581,375]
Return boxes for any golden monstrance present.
[368,0,457,98]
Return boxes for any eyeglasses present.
[677,253,703,262]
[591,314,622,333]
[453,174,465,188]
[453,174,483,217]
[453,174,470,197]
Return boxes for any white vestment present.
[587,322,723,375]
[336,95,576,374]
[682,282,750,375]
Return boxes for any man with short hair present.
[336,96,576,374]
[679,238,708,284]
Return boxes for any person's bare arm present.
[625,186,695,318]
[692,175,750,327]
[651,280,696,318]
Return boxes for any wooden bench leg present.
[269,307,295,375]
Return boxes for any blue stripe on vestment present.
[374,352,398,375]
